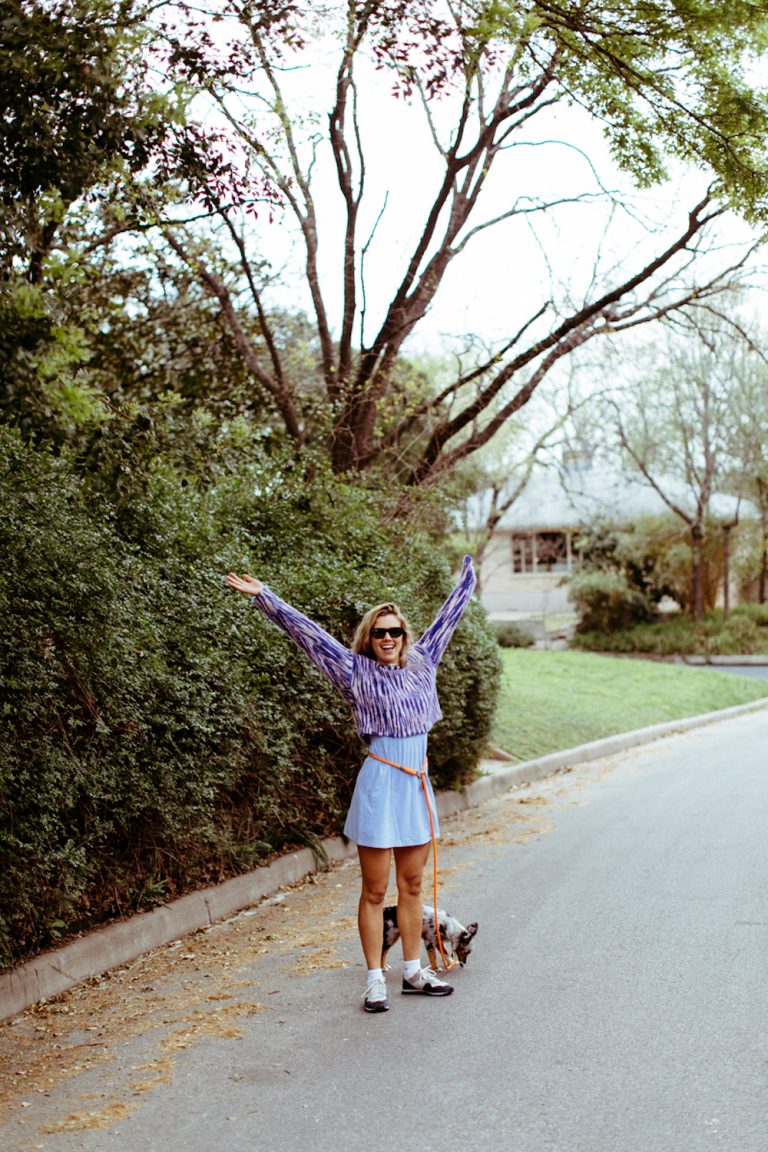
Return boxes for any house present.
[470,460,751,619]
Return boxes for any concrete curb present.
[3,696,768,1023]
[0,838,357,1024]
[678,655,768,666]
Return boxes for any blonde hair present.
[352,602,412,667]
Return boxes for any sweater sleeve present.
[251,586,354,696]
[415,555,477,667]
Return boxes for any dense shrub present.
[706,608,765,655]
[574,514,725,615]
[569,569,654,633]
[572,603,768,656]
[493,621,535,648]
[0,424,500,967]
[749,603,768,627]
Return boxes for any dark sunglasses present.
[371,626,405,639]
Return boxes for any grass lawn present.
[491,649,768,762]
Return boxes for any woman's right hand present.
[226,572,264,597]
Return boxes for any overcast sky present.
[221,42,760,359]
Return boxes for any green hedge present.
[0,425,500,968]
[572,604,768,655]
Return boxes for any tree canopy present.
[2,0,767,482]
[142,0,768,483]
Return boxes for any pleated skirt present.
[342,733,439,848]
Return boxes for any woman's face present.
[370,612,404,666]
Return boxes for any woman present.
[226,554,476,1013]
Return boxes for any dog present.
[381,904,478,971]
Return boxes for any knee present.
[360,880,388,908]
[396,871,423,900]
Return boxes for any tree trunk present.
[691,523,705,624]
[722,524,731,621]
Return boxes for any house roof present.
[467,461,754,532]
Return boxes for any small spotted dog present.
[381,904,478,972]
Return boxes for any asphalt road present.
[690,663,768,680]
[3,707,768,1152]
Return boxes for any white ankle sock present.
[403,959,421,980]
[366,968,384,985]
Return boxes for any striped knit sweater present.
[251,555,477,739]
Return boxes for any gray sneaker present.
[362,976,389,1012]
[401,967,454,996]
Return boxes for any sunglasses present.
[371,626,405,639]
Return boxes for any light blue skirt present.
[343,734,439,848]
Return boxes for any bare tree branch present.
[408,194,725,484]
[162,226,303,443]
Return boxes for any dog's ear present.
[463,922,478,940]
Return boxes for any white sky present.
[221,43,761,360]
[176,2,766,404]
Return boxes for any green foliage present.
[0,420,499,968]
[572,604,768,656]
[519,0,768,218]
[575,514,727,616]
[0,0,156,202]
[748,603,768,627]
[493,620,536,649]
[569,568,654,633]
[0,0,170,276]
[0,281,108,444]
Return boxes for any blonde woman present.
[226,555,476,1012]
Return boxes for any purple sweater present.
[251,555,476,739]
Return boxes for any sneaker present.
[362,976,389,1013]
[401,967,454,996]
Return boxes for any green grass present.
[491,649,768,762]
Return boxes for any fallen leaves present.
[40,1100,135,1134]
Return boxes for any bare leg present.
[393,842,430,963]
[357,846,391,968]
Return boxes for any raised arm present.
[226,573,354,695]
[415,555,477,667]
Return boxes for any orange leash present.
[367,752,455,972]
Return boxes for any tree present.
[138,0,768,484]
[719,325,768,606]
[0,0,180,440]
[0,0,170,280]
[753,473,768,603]
[606,321,765,621]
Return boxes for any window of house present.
[535,531,569,572]
[510,531,571,574]
[511,535,535,573]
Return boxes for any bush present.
[569,569,654,633]
[572,620,698,655]
[572,603,768,656]
[707,610,763,655]
[0,423,500,967]
[732,602,768,628]
[575,514,725,615]
[493,621,535,648]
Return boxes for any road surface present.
[2,707,767,1152]
[692,663,768,680]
